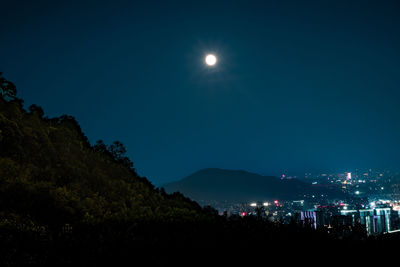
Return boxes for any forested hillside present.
[0,97,206,227]
[0,73,221,265]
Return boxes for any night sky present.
[1,0,400,184]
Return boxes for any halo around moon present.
[205,54,217,66]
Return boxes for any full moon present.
[205,54,217,66]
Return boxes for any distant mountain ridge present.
[164,168,343,203]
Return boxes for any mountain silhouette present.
[164,168,343,203]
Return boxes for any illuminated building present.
[359,209,374,235]
[374,207,391,234]
[292,200,304,211]
[359,207,392,235]
[340,209,358,226]
[300,210,317,229]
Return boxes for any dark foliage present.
[0,72,17,100]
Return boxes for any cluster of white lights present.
[250,202,271,207]
[249,200,282,208]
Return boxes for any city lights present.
[196,169,400,239]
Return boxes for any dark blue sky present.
[1,0,400,184]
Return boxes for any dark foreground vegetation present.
[0,73,397,265]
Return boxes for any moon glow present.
[205,54,217,66]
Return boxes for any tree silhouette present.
[108,140,134,169]
[108,141,127,160]
[29,104,45,118]
[93,139,108,153]
[0,72,17,100]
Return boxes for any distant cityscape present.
[213,169,400,237]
